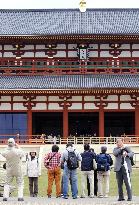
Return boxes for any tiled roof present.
[0,75,139,89]
[0,9,139,35]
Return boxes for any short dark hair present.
[52,145,59,152]
[84,143,90,151]
[101,146,107,153]
[66,143,73,148]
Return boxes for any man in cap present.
[1,138,25,201]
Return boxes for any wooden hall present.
[0,9,139,141]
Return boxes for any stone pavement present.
[0,197,139,205]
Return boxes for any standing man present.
[113,138,134,201]
[1,138,25,201]
[61,143,82,199]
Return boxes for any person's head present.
[3,163,6,170]
[101,146,107,154]
[30,152,36,157]
[66,143,73,148]
[52,145,59,152]
[116,138,124,148]
[84,143,90,151]
[8,138,15,147]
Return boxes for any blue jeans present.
[63,166,78,198]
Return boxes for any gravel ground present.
[0,196,139,205]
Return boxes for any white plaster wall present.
[22,52,34,57]
[4,45,15,50]
[68,44,77,49]
[84,103,99,109]
[89,51,98,57]
[105,103,118,109]
[48,96,62,101]
[105,95,118,101]
[0,53,2,57]
[56,44,66,49]
[0,103,11,110]
[54,51,66,57]
[132,51,139,57]
[32,96,46,101]
[0,45,2,49]
[32,103,47,110]
[4,52,14,57]
[132,44,139,49]
[21,45,34,50]
[13,103,27,110]
[120,44,130,49]
[48,103,63,110]
[100,44,110,49]
[120,103,134,109]
[118,51,131,57]
[68,96,82,101]
[68,51,77,57]
[35,52,46,57]
[0,96,11,101]
[68,103,82,109]
[84,96,99,101]
[100,51,112,57]
[120,95,131,101]
[36,45,46,49]
[13,96,26,101]
[89,44,98,49]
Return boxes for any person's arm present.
[113,147,122,157]
[125,147,134,158]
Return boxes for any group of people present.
[0,137,134,202]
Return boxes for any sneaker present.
[127,198,132,201]
[117,198,125,201]
[62,196,68,199]
[18,198,24,201]
[3,198,7,201]
[56,195,61,198]
[98,195,103,198]
[34,194,37,197]
[73,196,77,199]
[90,195,94,198]
[80,195,85,198]
[104,195,108,198]
[48,195,51,198]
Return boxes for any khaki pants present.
[97,170,110,196]
[47,167,61,197]
[81,170,94,197]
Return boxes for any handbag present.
[93,158,97,170]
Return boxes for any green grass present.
[13,168,139,197]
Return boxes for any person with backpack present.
[26,151,41,197]
[44,145,61,198]
[61,143,82,199]
[80,144,96,198]
[96,146,113,198]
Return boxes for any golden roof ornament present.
[79,0,87,12]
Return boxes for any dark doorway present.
[69,112,99,136]
[32,112,63,136]
[104,112,135,137]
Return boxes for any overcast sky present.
[0,0,139,9]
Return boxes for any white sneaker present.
[104,195,108,198]
[98,195,103,198]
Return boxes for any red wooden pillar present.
[135,107,139,139]
[99,107,104,138]
[27,110,32,138]
[63,107,68,139]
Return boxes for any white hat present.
[8,138,15,146]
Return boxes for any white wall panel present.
[132,44,139,49]
[35,52,46,57]
[49,96,62,101]
[4,45,15,50]
[120,95,131,101]
[13,96,26,101]
[100,51,112,57]
[56,44,66,49]
[0,103,11,110]
[68,51,77,57]
[32,103,47,110]
[132,51,139,57]
[105,103,118,109]
[105,95,118,101]
[84,103,99,109]
[89,44,98,49]
[4,52,14,57]
[54,51,66,57]
[118,51,131,57]
[68,44,77,49]
[68,96,82,101]
[100,44,110,49]
[21,45,34,50]
[68,103,82,109]
[36,45,45,49]
[120,44,130,49]
[0,96,11,101]
[22,52,34,57]
[89,51,98,57]
[84,96,99,101]
[13,103,27,110]
[0,45,2,49]
[120,103,134,109]
[32,96,46,101]
[0,53,2,57]
[48,103,63,110]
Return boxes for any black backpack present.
[67,150,78,170]
[81,152,94,171]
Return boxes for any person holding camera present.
[44,145,61,198]
[113,138,134,201]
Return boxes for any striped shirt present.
[44,152,61,170]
